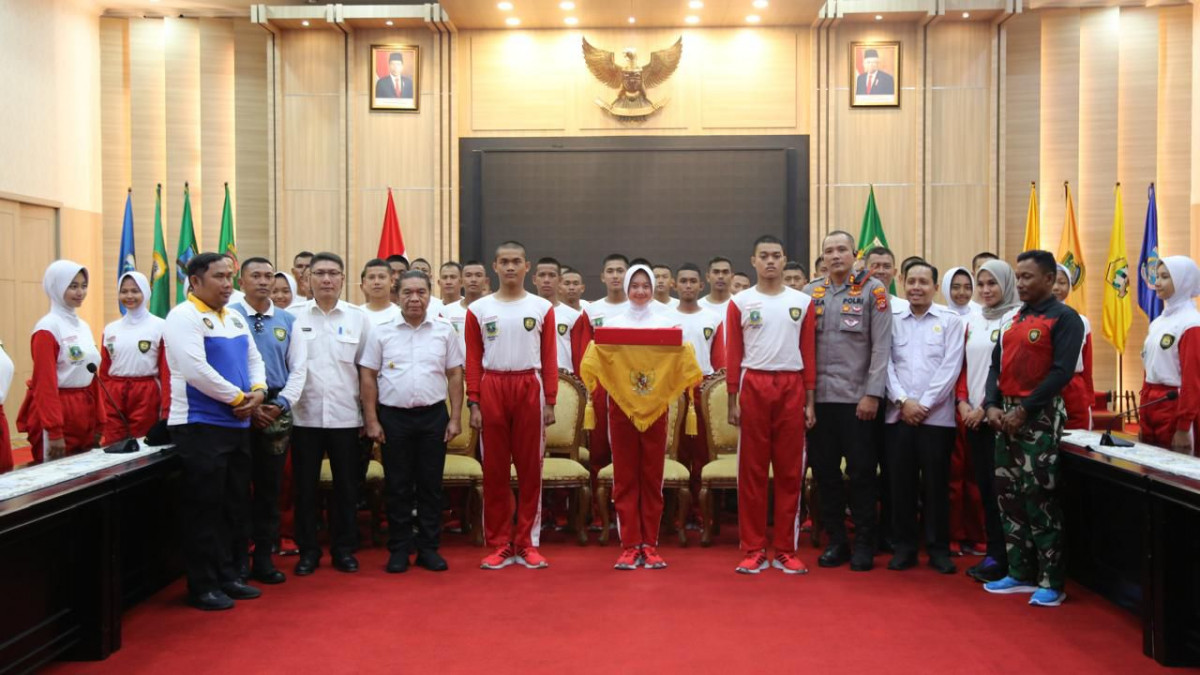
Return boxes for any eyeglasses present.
[311,270,344,279]
[253,314,265,334]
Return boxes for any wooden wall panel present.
[1038,10,1081,255]
[58,208,103,334]
[233,21,270,261]
[164,18,204,248]
[129,18,167,293]
[199,19,237,255]
[100,18,131,320]
[1001,12,1040,261]
[699,29,798,129]
[468,31,569,131]
[1157,6,1192,260]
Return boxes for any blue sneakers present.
[983,576,1038,594]
[1029,588,1067,607]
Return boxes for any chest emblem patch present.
[991,329,1000,343]
[1160,333,1176,350]
[231,317,244,330]
[138,340,152,353]
[748,310,763,327]
[1028,329,1042,343]
[68,345,84,362]
[524,317,537,332]
[203,318,214,330]
[703,327,714,340]
[789,307,802,321]
[485,321,499,339]
[274,327,287,342]
[558,323,568,336]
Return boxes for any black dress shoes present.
[190,590,235,611]
[929,555,958,575]
[332,554,360,573]
[252,565,287,585]
[887,553,918,571]
[221,580,262,600]
[415,550,449,572]
[818,543,851,568]
[294,555,320,576]
[849,547,875,572]
[386,551,410,574]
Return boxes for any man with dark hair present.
[731,272,752,295]
[700,256,734,324]
[375,51,413,99]
[410,259,443,314]
[804,230,893,572]
[814,255,828,280]
[652,263,678,309]
[560,267,587,312]
[165,252,267,610]
[290,252,373,576]
[867,247,908,314]
[783,261,808,291]
[230,256,308,585]
[292,251,314,300]
[982,249,1083,607]
[386,255,409,304]
[534,257,580,373]
[360,258,399,326]
[439,261,464,308]
[972,251,1000,274]
[441,260,487,344]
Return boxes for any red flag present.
[377,188,406,259]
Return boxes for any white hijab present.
[118,271,152,325]
[941,266,973,315]
[42,260,87,328]
[622,264,656,322]
[1160,256,1200,319]
[274,272,298,308]
[1055,264,1073,299]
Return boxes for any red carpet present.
[43,527,1162,674]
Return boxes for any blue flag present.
[1137,183,1163,321]
[117,189,137,315]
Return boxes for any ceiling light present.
[301,20,309,26]
[753,0,768,7]
[505,16,520,26]
[628,16,636,23]
[559,1,575,9]
[497,2,513,10]
[746,14,760,23]
[685,15,700,24]
[564,16,578,25]
[688,1,704,8]
[962,11,970,18]
[385,20,394,26]
[874,14,883,20]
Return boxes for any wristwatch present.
[466,400,478,409]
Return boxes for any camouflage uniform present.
[995,395,1067,590]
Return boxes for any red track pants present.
[737,370,807,553]
[1140,383,1193,453]
[607,397,667,548]
[949,421,986,544]
[480,371,544,549]
[1062,373,1093,430]
[23,387,99,463]
[101,375,162,444]
[0,405,12,474]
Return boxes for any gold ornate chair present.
[443,394,484,546]
[594,394,691,547]
[510,369,591,546]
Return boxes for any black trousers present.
[170,423,251,597]
[292,427,360,558]
[966,424,1008,562]
[378,403,449,554]
[809,402,879,551]
[874,414,892,545]
[885,423,955,558]
[245,428,290,569]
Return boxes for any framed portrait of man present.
[849,41,900,108]
[370,44,419,111]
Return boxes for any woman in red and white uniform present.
[16,260,103,462]
[0,338,14,473]
[605,264,681,571]
[1141,256,1200,455]
[1052,264,1094,429]
[941,266,986,556]
[99,271,170,443]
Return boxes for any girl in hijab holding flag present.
[1052,264,1095,430]
[100,271,171,444]
[1140,256,1200,455]
[942,267,986,557]
[955,260,1020,583]
[16,260,104,462]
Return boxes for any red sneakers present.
[642,546,667,570]
[517,547,549,569]
[735,550,769,574]
[614,547,642,570]
[772,552,809,575]
[480,545,516,570]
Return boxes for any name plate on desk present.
[1062,430,1200,481]
[594,327,682,346]
[0,441,172,503]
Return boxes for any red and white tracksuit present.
[0,341,14,473]
[1061,316,1095,430]
[100,315,171,443]
[571,298,629,507]
[466,293,558,549]
[726,287,816,554]
[1141,313,1200,453]
[675,307,725,515]
[17,312,103,463]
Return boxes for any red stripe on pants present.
[101,375,162,443]
[607,397,667,548]
[28,387,98,464]
[1061,374,1092,430]
[1141,383,1181,449]
[480,371,544,549]
[0,405,12,474]
[949,421,985,543]
[737,370,807,553]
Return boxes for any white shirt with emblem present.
[360,314,464,409]
[698,296,732,326]
[581,298,629,328]
[102,314,167,377]
[1144,311,1200,387]
[886,305,965,427]
[466,294,553,371]
[962,309,1018,409]
[674,307,723,375]
[552,302,582,372]
[292,300,373,429]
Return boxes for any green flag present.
[217,182,239,289]
[857,185,895,294]
[149,183,171,317]
[175,183,199,304]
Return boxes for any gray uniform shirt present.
[803,274,893,404]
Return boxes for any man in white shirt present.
[438,261,464,312]
[361,271,465,574]
[440,260,486,346]
[560,267,588,312]
[884,261,964,575]
[652,263,679,309]
[360,258,400,326]
[699,256,734,323]
[533,256,581,374]
[290,252,373,577]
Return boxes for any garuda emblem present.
[630,370,656,396]
[583,37,683,122]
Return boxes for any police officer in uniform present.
[803,230,893,572]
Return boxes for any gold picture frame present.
[849,41,900,108]
[370,44,420,112]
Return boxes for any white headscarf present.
[623,264,655,321]
[1160,256,1200,318]
[1055,264,1073,299]
[941,266,973,315]
[42,260,87,327]
[978,259,1019,321]
[274,272,298,308]
[118,271,152,325]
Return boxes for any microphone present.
[1098,390,1178,448]
[87,362,140,454]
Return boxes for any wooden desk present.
[0,449,181,673]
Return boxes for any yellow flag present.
[1057,182,1087,315]
[579,343,703,432]
[1102,183,1132,353]
[1023,181,1040,251]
